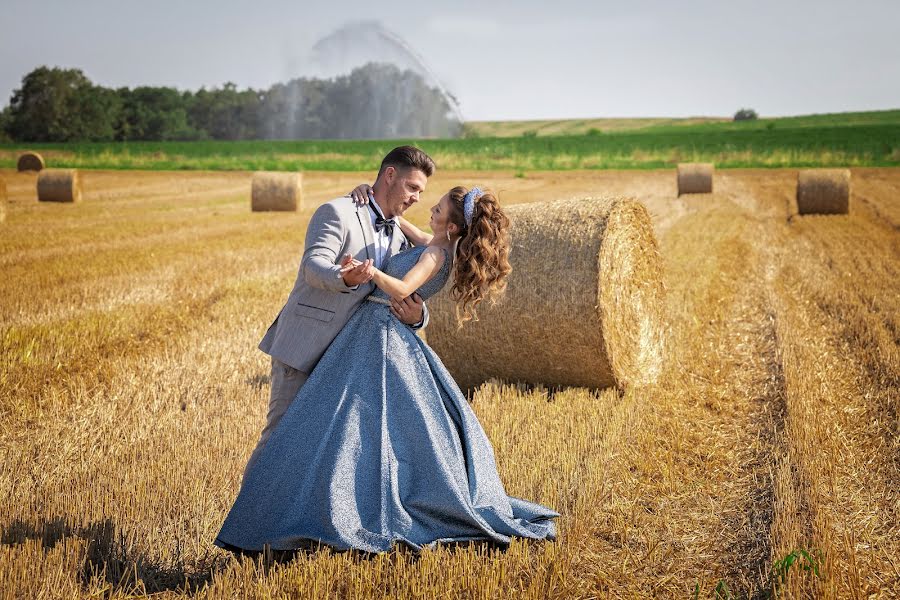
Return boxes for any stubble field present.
[0,167,898,598]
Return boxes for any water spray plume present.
[309,19,464,123]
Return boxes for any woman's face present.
[429,193,456,237]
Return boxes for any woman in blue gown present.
[215,186,558,554]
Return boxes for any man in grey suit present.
[245,146,436,477]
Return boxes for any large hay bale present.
[427,197,666,391]
[0,177,6,223]
[796,169,850,214]
[251,172,302,212]
[677,163,714,195]
[37,169,82,203]
[17,152,45,172]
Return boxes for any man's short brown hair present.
[377,145,436,179]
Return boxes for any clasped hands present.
[339,254,424,325]
[340,253,375,286]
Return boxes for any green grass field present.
[2,109,898,171]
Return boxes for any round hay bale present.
[796,169,850,214]
[0,177,6,223]
[37,169,82,203]
[677,163,714,195]
[251,172,302,212]
[427,197,666,391]
[17,151,45,172]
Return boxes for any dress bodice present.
[370,245,451,302]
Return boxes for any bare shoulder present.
[420,246,447,268]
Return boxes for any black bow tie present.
[374,214,396,237]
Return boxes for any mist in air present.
[267,20,463,139]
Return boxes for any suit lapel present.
[355,204,373,261]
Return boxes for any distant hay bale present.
[251,172,302,212]
[796,169,850,214]
[428,197,666,391]
[37,169,82,203]
[17,152,45,172]
[677,163,714,195]
[0,177,6,223]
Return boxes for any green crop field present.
[464,109,900,137]
[462,116,733,137]
[2,109,898,171]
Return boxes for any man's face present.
[383,167,427,218]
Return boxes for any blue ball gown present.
[215,245,558,554]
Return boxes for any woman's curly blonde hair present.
[445,186,512,325]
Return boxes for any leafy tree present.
[189,83,262,140]
[3,62,462,141]
[260,77,334,139]
[6,66,120,141]
[118,86,200,141]
[260,63,460,140]
[258,83,297,139]
[0,106,12,142]
[733,108,759,121]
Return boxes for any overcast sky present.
[1,0,898,121]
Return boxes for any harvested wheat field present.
[0,167,898,598]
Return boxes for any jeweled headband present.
[463,187,481,227]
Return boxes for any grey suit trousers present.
[242,357,309,483]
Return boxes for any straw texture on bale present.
[427,197,665,391]
[251,172,302,212]
[17,151,45,172]
[796,169,851,214]
[677,163,714,195]
[37,169,82,203]
[0,177,6,223]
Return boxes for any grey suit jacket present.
[259,196,426,373]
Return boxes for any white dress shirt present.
[367,200,394,269]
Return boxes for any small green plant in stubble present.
[769,548,822,595]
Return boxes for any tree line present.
[0,64,462,142]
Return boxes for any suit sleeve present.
[301,203,351,293]
[410,301,429,330]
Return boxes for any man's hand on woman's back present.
[391,294,425,326]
